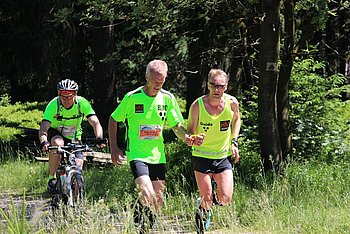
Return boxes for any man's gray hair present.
[146,60,168,77]
[208,69,229,83]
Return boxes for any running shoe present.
[195,207,204,234]
[203,209,212,230]
[133,202,155,234]
[47,178,58,194]
[195,197,212,233]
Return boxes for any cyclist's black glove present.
[40,141,50,151]
[96,137,107,147]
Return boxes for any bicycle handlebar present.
[48,143,93,154]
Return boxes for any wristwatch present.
[231,137,238,147]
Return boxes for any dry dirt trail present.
[0,193,194,233]
[0,193,50,221]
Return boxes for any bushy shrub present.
[165,139,196,195]
[84,164,136,204]
[235,137,265,189]
[0,102,44,141]
[290,58,350,162]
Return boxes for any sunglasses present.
[208,82,226,90]
[60,95,75,100]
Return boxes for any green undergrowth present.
[1,150,350,233]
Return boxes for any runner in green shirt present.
[108,60,192,231]
[39,79,106,193]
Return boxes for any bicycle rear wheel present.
[69,173,84,207]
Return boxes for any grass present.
[0,101,43,141]
[1,101,350,233]
[1,153,350,233]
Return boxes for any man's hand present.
[40,141,50,152]
[192,133,206,146]
[185,134,194,146]
[231,146,240,164]
[111,148,126,166]
[185,133,205,146]
[96,137,107,148]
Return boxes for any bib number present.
[139,125,162,140]
[59,126,77,137]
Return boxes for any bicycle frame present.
[49,143,92,207]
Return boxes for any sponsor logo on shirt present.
[135,104,144,113]
[157,104,168,111]
[200,122,212,132]
[220,120,230,131]
[157,104,168,121]
[139,125,162,140]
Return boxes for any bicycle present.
[48,143,93,208]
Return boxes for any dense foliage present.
[290,58,350,162]
[2,1,348,100]
[1,57,350,185]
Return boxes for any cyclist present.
[39,79,106,193]
[108,60,192,231]
[187,69,241,232]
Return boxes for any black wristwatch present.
[231,137,238,147]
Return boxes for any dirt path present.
[0,193,192,233]
[0,193,232,233]
[0,193,50,221]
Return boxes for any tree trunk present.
[258,0,282,172]
[90,22,116,130]
[184,14,211,117]
[185,61,207,118]
[228,21,248,97]
[277,0,294,163]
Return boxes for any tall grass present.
[1,155,350,233]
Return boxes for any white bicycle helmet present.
[57,79,79,91]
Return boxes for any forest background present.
[1,0,350,233]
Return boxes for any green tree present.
[258,0,283,172]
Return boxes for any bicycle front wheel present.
[69,173,84,207]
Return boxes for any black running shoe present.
[144,206,156,229]
[195,207,205,234]
[47,178,58,194]
[133,202,152,234]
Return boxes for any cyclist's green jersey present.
[192,94,233,159]
[42,96,95,140]
[111,86,184,164]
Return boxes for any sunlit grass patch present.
[0,160,47,194]
[2,147,350,233]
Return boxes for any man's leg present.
[47,136,64,194]
[194,171,213,232]
[134,175,164,232]
[135,176,165,209]
[135,175,157,207]
[213,169,233,205]
[194,171,213,210]
[48,136,65,176]
[151,180,165,211]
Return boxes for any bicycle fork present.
[59,166,84,207]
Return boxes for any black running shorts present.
[130,160,166,181]
[191,156,233,174]
[47,128,84,159]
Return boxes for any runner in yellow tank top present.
[186,69,241,232]
[191,93,233,159]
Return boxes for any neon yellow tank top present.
[192,93,233,159]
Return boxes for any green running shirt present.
[42,96,95,140]
[111,87,184,164]
[192,93,233,159]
